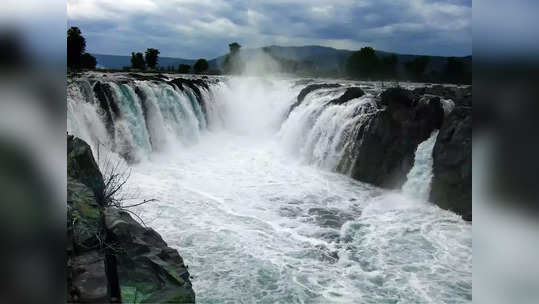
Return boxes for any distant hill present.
[93,46,471,74]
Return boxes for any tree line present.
[68,26,470,84]
[345,46,471,84]
[67,27,212,74]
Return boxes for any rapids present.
[67,74,472,303]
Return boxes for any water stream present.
[67,75,472,303]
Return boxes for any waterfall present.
[67,75,471,303]
[279,85,378,174]
[67,76,219,162]
[402,130,439,200]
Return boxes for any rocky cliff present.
[430,107,472,220]
[67,135,195,303]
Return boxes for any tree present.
[178,64,191,74]
[223,42,244,74]
[405,56,430,81]
[67,26,97,69]
[67,27,85,69]
[193,58,209,73]
[145,48,160,69]
[131,52,146,70]
[381,54,398,80]
[80,53,97,69]
[346,46,380,79]
[442,57,470,84]
[229,42,241,55]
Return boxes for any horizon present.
[67,0,472,59]
[89,44,473,61]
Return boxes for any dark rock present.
[67,135,196,302]
[413,85,472,107]
[104,208,196,303]
[288,83,342,115]
[67,135,105,203]
[128,73,166,82]
[329,87,365,105]
[380,87,417,107]
[67,178,103,251]
[430,107,472,221]
[70,251,109,303]
[349,87,445,188]
[297,83,342,104]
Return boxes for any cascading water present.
[279,85,378,173]
[67,74,222,161]
[67,74,471,303]
[402,130,440,200]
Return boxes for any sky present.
[67,0,472,59]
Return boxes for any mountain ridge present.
[93,45,471,72]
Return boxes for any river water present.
[69,75,472,303]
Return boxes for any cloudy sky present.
[67,0,472,59]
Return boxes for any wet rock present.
[413,85,472,107]
[104,208,196,303]
[288,83,342,114]
[430,107,472,221]
[67,178,103,252]
[349,87,445,188]
[70,251,109,303]
[67,135,196,302]
[67,135,105,203]
[329,87,365,105]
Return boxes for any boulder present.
[69,251,110,303]
[104,208,196,303]
[430,107,472,220]
[329,87,365,105]
[67,178,103,252]
[288,83,342,115]
[413,85,472,107]
[67,135,196,302]
[349,87,445,188]
[67,135,105,204]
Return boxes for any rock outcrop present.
[413,84,472,107]
[67,135,105,203]
[430,107,472,221]
[288,83,342,114]
[329,87,365,105]
[349,87,445,188]
[67,135,195,303]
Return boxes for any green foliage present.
[405,56,430,81]
[193,58,209,73]
[178,64,190,74]
[67,26,97,70]
[346,47,379,79]
[131,52,146,70]
[144,48,160,69]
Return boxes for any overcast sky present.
[67,0,472,59]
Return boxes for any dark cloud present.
[67,0,471,59]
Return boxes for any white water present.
[68,76,471,303]
[402,130,439,200]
